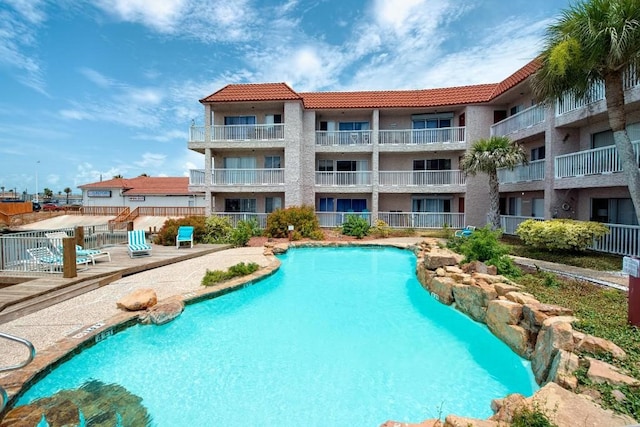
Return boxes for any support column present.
[371,109,380,221]
[204,148,212,215]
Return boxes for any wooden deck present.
[0,243,231,324]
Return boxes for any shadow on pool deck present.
[0,243,231,324]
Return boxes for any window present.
[591,198,638,225]
[265,197,282,213]
[319,198,334,212]
[265,114,282,124]
[224,198,256,213]
[413,159,451,185]
[318,159,333,171]
[530,146,545,161]
[264,156,281,169]
[510,105,523,116]
[336,199,367,212]
[224,157,256,184]
[532,198,544,217]
[592,122,640,148]
[338,122,369,131]
[412,198,451,212]
[411,113,453,143]
[224,116,256,139]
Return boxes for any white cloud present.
[79,68,116,88]
[95,0,186,33]
[134,152,167,169]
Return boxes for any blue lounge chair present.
[27,247,90,272]
[128,230,152,258]
[454,226,476,238]
[45,231,111,265]
[176,226,194,248]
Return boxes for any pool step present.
[0,274,121,324]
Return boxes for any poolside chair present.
[176,226,194,249]
[45,232,111,265]
[27,247,90,273]
[128,229,152,258]
[454,226,476,238]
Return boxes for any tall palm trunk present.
[488,171,501,230]
[604,73,640,225]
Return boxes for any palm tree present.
[461,136,527,230]
[531,0,640,225]
[113,174,123,179]
[64,187,72,204]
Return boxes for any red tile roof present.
[490,58,541,99]
[79,177,191,195]
[200,83,302,103]
[300,84,498,109]
[198,60,543,109]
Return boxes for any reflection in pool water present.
[18,246,537,426]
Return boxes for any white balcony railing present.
[379,127,465,145]
[315,130,372,146]
[555,141,640,178]
[209,213,269,229]
[315,171,372,186]
[497,160,545,184]
[378,212,465,229]
[189,169,285,186]
[556,64,639,116]
[189,124,285,142]
[315,211,372,228]
[378,170,465,186]
[490,104,546,137]
[499,215,544,236]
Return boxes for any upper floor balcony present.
[189,169,285,186]
[497,159,545,184]
[189,124,285,142]
[315,130,372,146]
[490,105,545,137]
[378,170,465,187]
[379,127,465,146]
[315,171,372,187]
[555,140,640,179]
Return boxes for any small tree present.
[64,187,72,204]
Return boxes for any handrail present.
[0,332,36,412]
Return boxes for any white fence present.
[497,160,545,183]
[378,212,465,229]
[189,125,285,142]
[379,170,465,186]
[490,104,546,137]
[209,213,269,229]
[315,171,372,186]
[555,141,640,178]
[315,130,372,146]
[379,127,465,145]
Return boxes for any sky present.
[0,0,572,197]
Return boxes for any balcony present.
[378,170,465,187]
[490,105,545,137]
[189,124,285,142]
[497,160,545,184]
[555,141,640,178]
[379,127,465,145]
[189,169,285,186]
[315,171,372,186]
[315,130,372,146]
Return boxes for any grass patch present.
[501,235,622,271]
[201,262,260,287]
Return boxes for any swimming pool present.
[16,246,536,425]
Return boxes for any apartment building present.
[187,60,640,235]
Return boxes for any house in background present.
[187,59,640,237]
[79,176,205,209]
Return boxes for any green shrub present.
[511,405,557,427]
[341,214,370,238]
[308,229,325,240]
[370,219,391,238]
[201,262,260,286]
[516,219,609,252]
[153,216,207,246]
[204,215,233,244]
[448,226,520,277]
[266,206,321,238]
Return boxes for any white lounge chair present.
[128,230,152,258]
[176,226,194,248]
[45,231,111,265]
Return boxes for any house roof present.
[199,82,302,103]
[300,84,499,109]
[79,177,191,196]
[198,60,544,110]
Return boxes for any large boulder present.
[522,303,573,333]
[531,316,576,384]
[486,300,529,356]
[573,332,627,360]
[116,288,157,311]
[443,415,500,426]
[428,276,457,305]
[586,357,640,386]
[139,298,184,325]
[422,248,463,269]
[452,282,497,323]
[548,349,580,389]
[505,291,539,305]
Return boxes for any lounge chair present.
[454,226,476,238]
[128,229,152,258]
[176,226,194,249]
[45,232,111,265]
[27,247,90,272]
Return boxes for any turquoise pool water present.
[18,247,536,425]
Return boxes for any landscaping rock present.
[452,282,497,323]
[531,317,576,384]
[443,415,500,426]
[380,419,442,427]
[573,332,627,360]
[586,357,640,386]
[428,276,457,305]
[116,288,157,311]
[423,249,462,269]
[504,291,539,305]
[461,260,497,275]
[139,298,184,325]
[522,303,573,333]
[548,349,580,390]
[493,282,522,297]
